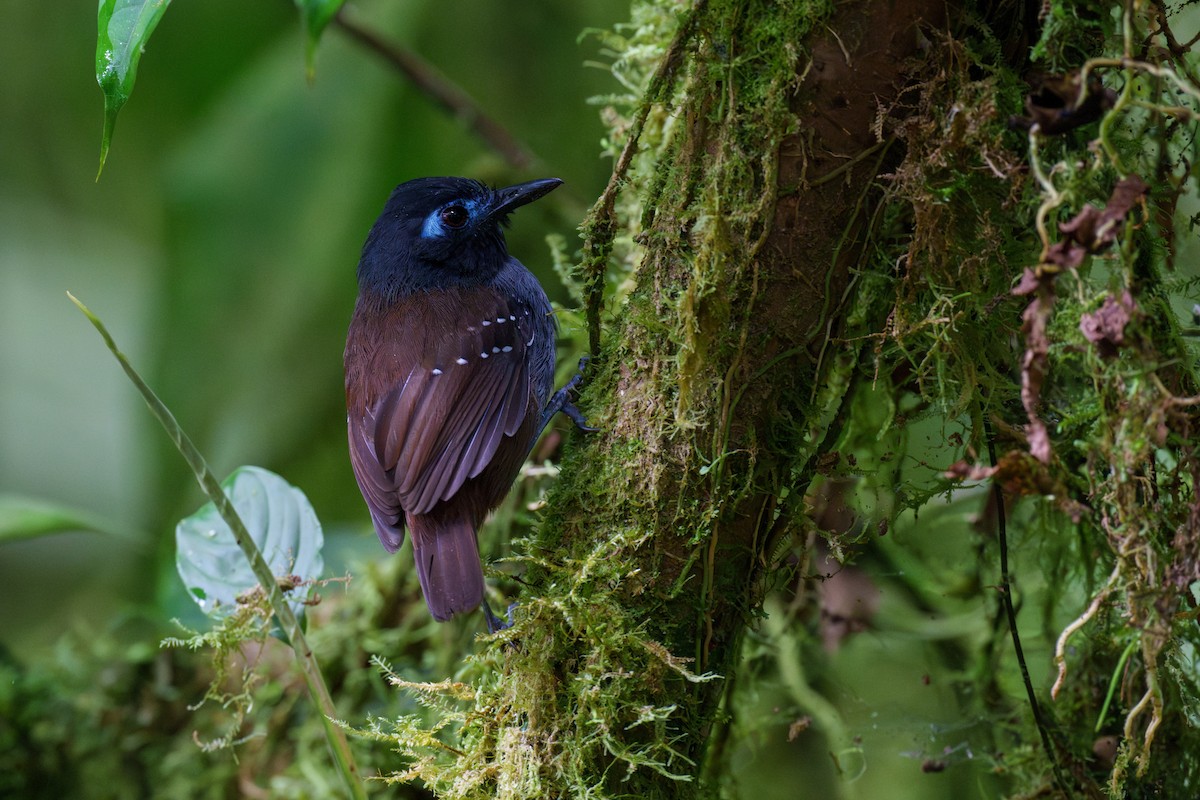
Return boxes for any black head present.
[357,176,562,299]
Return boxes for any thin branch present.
[333,6,538,172]
[985,421,1070,795]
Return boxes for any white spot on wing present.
[492,346,500,353]
[482,320,491,326]
[480,352,489,359]
[456,357,467,365]
[502,345,513,353]
[432,368,443,376]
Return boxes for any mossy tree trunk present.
[428,1,1200,798]
[518,0,954,795]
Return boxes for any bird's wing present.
[347,411,405,551]
[371,292,538,517]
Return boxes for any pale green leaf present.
[176,466,325,619]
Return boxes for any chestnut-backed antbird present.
[344,177,591,631]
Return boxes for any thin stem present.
[1096,639,1137,734]
[984,420,1069,796]
[1028,128,1063,254]
[68,293,366,800]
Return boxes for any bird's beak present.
[488,178,563,221]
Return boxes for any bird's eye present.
[439,205,468,229]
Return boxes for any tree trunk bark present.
[518,1,950,795]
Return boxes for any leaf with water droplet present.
[176,466,324,619]
[95,0,174,176]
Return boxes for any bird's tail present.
[407,513,485,622]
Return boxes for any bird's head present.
[357,176,562,298]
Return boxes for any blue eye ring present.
[439,205,469,229]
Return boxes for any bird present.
[344,176,592,631]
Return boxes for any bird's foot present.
[482,600,518,634]
[541,357,599,433]
[561,401,597,432]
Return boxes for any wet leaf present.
[176,466,324,619]
[95,0,174,175]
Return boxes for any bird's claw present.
[483,600,518,634]
[562,401,599,432]
[541,356,600,433]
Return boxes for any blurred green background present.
[0,0,624,653]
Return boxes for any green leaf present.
[0,494,129,544]
[176,466,324,619]
[294,0,346,79]
[95,0,174,176]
